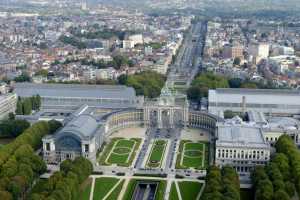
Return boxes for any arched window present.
[56,135,82,152]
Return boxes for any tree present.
[29,157,92,199]
[35,69,48,77]
[272,153,290,180]
[48,120,62,134]
[8,113,15,120]
[8,176,26,199]
[202,166,240,200]
[11,120,30,137]
[251,166,268,186]
[117,74,128,85]
[285,181,295,197]
[22,98,32,115]
[190,73,229,98]
[14,72,30,82]
[0,119,30,138]
[228,78,243,88]
[224,110,235,119]
[16,100,23,115]
[31,95,41,111]
[0,190,12,200]
[121,71,165,98]
[255,179,273,200]
[240,82,257,89]
[233,57,241,66]
[187,86,202,101]
[273,190,290,200]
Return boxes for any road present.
[167,21,207,92]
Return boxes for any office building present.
[0,93,17,120]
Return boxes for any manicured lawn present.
[169,182,179,200]
[78,178,92,200]
[147,140,167,168]
[178,181,203,200]
[99,138,141,167]
[106,180,125,200]
[98,138,122,165]
[115,139,135,148]
[107,153,130,164]
[93,177,119,200]
[176,140,209,170]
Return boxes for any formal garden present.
[176,140,209,169]
[146,139,167,168]
[98,138,142,167]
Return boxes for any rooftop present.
[14,83,137,100]
[57,114,100,139]
[216,123,269,149]
[209,88,300,105]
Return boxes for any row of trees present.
[252,135,300,200]
[201,165,240,200]
[14,72,31,83]
[187,72,282,101]
[30,157,93,200]
[70,27,133,40]
[187,73,229,100]
[0,119,30,138]
[0,120,62,199]
[118,71,166,98]
[59,35,87,49]
[16,95,41,115]
[81,55,134,70]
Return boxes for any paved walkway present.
[164,180,172,200]
[89,178,95,200]
[175,181,183,200]
[102,179,123,200]
[196,181,206,200]
[117,178,130,200]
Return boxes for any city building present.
[123,40,135,49]
[14,83,144,111]
[215,119,270,176]
[0,93,17,120]
[209,88,300,116]
[42,114,104,163]
[223,45,244,59]
[279,46,295,56]
[128,34,144,45]
[249,43,269,63]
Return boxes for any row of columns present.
[144,106,189,129]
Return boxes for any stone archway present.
[161,110,170,129]
[173,109,184,127]
[150,110,158,127]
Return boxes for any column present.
[170,109,174,128]
[183,108,189,128]
[157,109,162,128]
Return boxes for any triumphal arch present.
[143,85,189,129]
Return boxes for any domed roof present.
[56,114,99,140]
